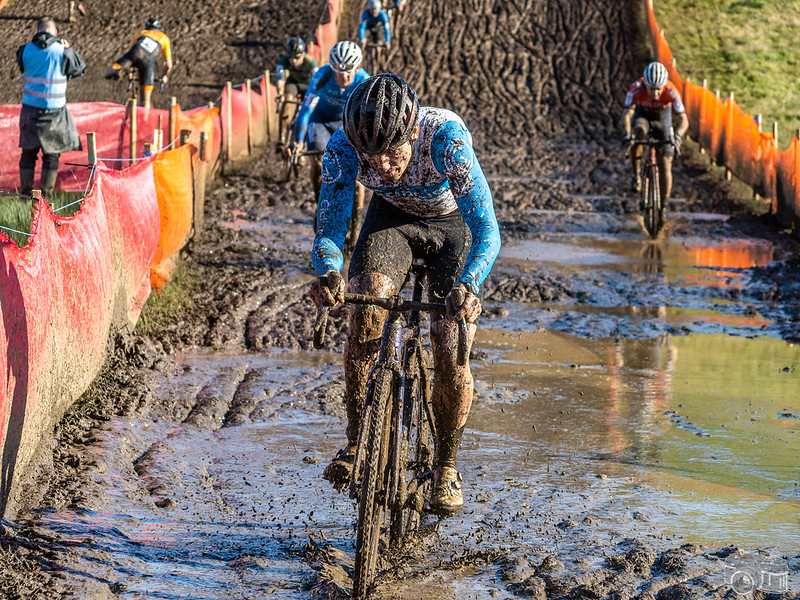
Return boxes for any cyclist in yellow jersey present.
[104,18,173,110]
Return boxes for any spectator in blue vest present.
[16,17,86,197]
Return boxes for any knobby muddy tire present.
[388,344,431,548]
[353,368,394,599]
[643,165,662,238]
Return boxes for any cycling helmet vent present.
[643,61,668,88]
[367,0,382,9]
[286,37,306,56]
[329,40,362,71]
[344,73,420,155]
[145,18,162,30]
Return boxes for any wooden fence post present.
[264,70,273,141]
[171,97,179,146]
[180,129,191,146]
[225,81,233,164]
[130,97,138,165]
[246,79,253,155]
[87,132,96,168]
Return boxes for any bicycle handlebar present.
[313,293,469,366]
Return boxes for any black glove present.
[309,270,345,307]
[621,133,632,146]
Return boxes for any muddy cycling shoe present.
[630,174,642,193]
[428,466,463,516]
[322,445,356,492]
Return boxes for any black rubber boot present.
[40,169,58,198]
[19,168,35,197]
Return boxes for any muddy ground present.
[1,0,799,598]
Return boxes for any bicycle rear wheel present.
[388,342,432,548]
[643,165,662,238]
[353,367,394,599]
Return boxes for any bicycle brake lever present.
[313,304,330,349]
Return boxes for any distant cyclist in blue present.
[358,0,391,49]
[294,40,369,202]
[309,74,501,516]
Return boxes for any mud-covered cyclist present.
[276,37,318,105]
[309,73,501,515]
[293,41,369,202]
[104,18,172,110]
[358,0,392,52]
[621,61,689,216]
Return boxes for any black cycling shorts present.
[632,105,676,157]
[114,37,162,89]
[348,194,471,303]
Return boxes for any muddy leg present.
[429,318,476,468]
[343,273,395,445]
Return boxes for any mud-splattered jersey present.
[312,107,501,295]
[295,65,370,143]
[624,77,685,113]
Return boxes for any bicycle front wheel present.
[353,367,394,599]
[388,342,432,548]
[643,165,662,238]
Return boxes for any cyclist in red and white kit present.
[621,61,688,209]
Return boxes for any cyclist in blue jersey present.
[358,0,391,50]
[309,74,501,515]
[293,40,369,204]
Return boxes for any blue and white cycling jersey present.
[294,65,370,144]
[312,107,501,295]
[358,9,391,44]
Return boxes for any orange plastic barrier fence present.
[0,158,159,514]
[150,144,194,290]
[644,0,790,217]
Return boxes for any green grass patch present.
[654,0,800,150]
[135,262,198,336]
[0,192,84,247]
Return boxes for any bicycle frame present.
[631,137,674,238]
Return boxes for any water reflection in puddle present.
[500,232,777,289]
[471,328,800,548]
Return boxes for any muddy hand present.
[445,284,481,323]
[309,270,345,308]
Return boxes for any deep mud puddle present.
[25,332,799,597]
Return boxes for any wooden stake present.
[265,70,273,141]
[180,129,191,146]
[773,121,779,149]
[143,143,154,155]
[169,96,178,147]
[87,132,97,168]
[200,131,208,162]
[225,81,233,162]
[130,97,138,165]
[246,79,253,155]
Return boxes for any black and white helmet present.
[643,61,668,88]
[145,17,162,30]
[344,73,419,155]
[367,0,382,9]
[329,41,362,72]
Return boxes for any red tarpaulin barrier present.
[0,158,159,514]
[0,103,170,192]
